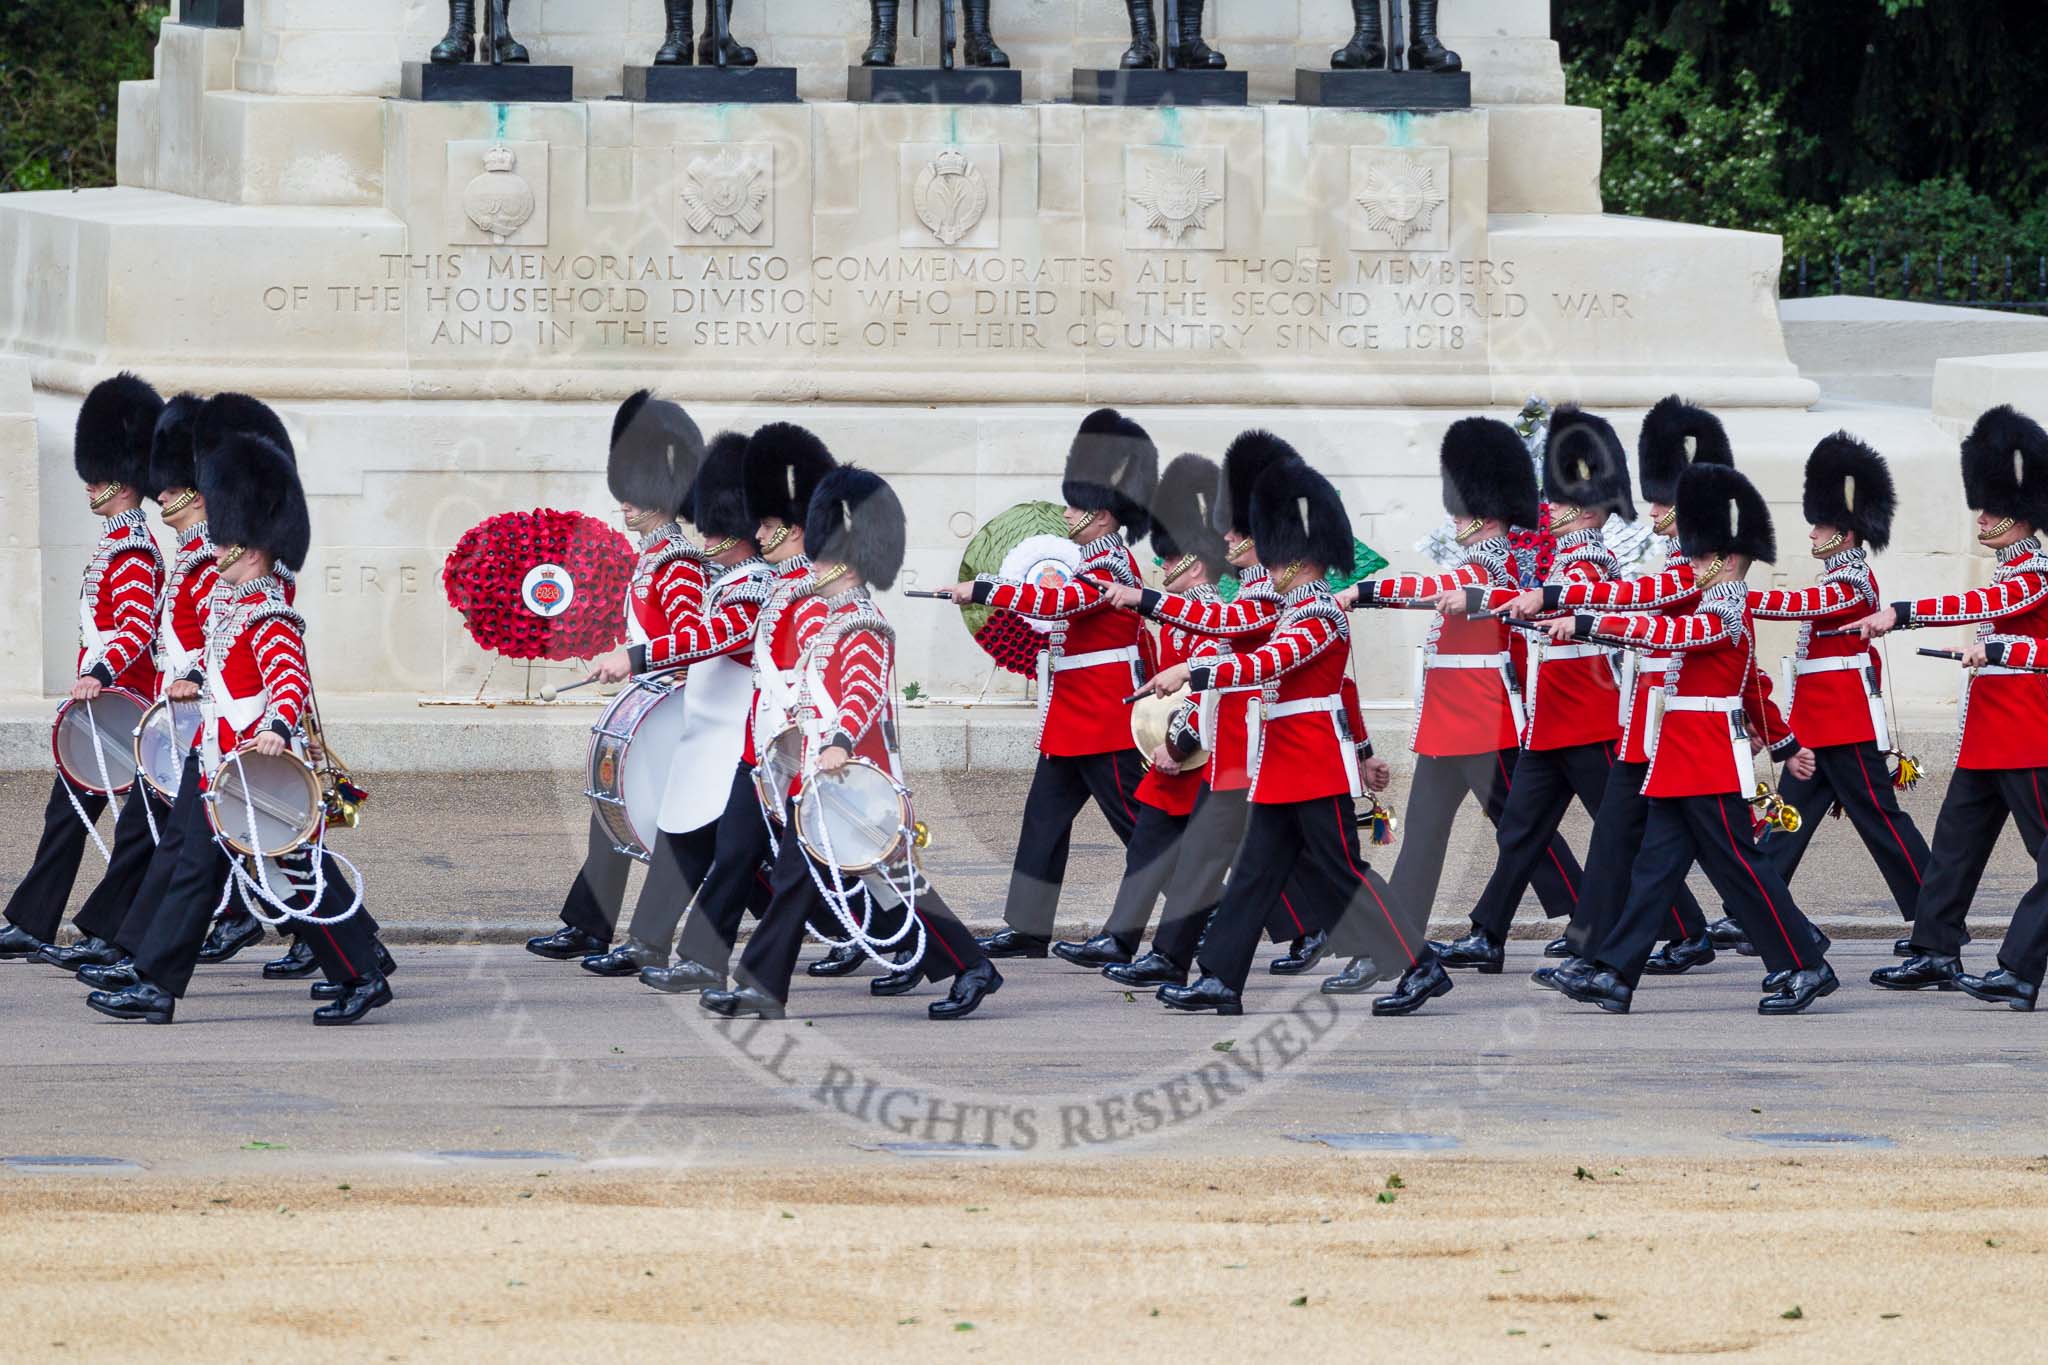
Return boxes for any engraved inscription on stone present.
[678,146,772,247]
[1351,146,1451,253]
[1124,147,1225,251]
[899,144,1000,250]
[447,140,548,248]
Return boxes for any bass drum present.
[207,745,325,857]
[586,676,689,863]
[51,689,151,796]
[132,698,202,802]
[794,760,914,875]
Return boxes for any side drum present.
[132,698,202,802]
[586,676,689,863]
[207,745,325,858]
[794,760,914,875]
[52,689,151,796]
[752,725,805,826]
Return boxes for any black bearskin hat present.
[743,422,837,528]
[1249,459,1354,577]
[74,372,162,491]
[1803,432,1896,551]
[201,432,311,572]
[692,430,758,544]
[149,392,204,499]
[1151,453,1229,579]
[1676,462,1774,564]
[1441,417,1540,529]
[1637,395,1732,505]
[806,466,906,592]
[1960,406,2048,528]
[1544,406,1636,523]
[1063,408,1158,540]
[607,390,703,519]
[1215,430,1302,538]
[196,391,295,463]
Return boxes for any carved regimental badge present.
[462,144,536,244]
[1130,154,1223,247]
[681,149,768,242]
[1355,154,1448,250]
[913,147,990,247]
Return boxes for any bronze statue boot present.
[1404,0,1461,72]
[698,0,758,66]
[430,0,476,63]
[1332,0,1386,68]
[962,0,1010,67]
[861,0,898,66]
[1120,0,1160,69]
[1172,0,1227,69]
[655,0,694,64]
[486,0,529,62]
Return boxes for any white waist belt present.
[1662,695,1744,714]
[1053,646,1140,672]
[1541,644,1609,662]
[1249,694,1357,799]
[1266,695,1344,720]
[1794,654,1869,676]
[1978,665,2033,677]
[1426,652,1511,670]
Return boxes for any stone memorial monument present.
[0,0,1968,749]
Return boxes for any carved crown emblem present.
[1130,154,1223,246]
[914,146,989,247]
[682,149,769,241]
[462,142,536,243]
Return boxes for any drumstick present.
[1916,647,1965,661]
[1815,626,1867,638]
[538,677,602,703]
[902,589,955,600]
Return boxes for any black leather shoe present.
[1542,935,1573,959]
[1320,956,1388,995]
[527,926,609,960]
[581,937,666,977]
[1053,934,1132,969]
[1957,968,2040,1012]
[1871,953,1961,991]
[700,986,784,1019]
[0,924,48,959]
[929,961,1002,1020]
[871,964,921,997]
[1893,935,1915,958]
[1532,958,1591,993]
[1760,968,1792,992]
[313,973,392,1025]
[374,940,397,976]
[1556,966,1632,1014]
[36,936,123,970]
[1104,952,1186,988]
[807,943,865,977]
[976,929,1050,959]
[1269,928,1330,976]
[1643,933,1717,975]
[261,939,319,979]
[1705,917,1746,949]
[197,914,264,964]
[1372,957,1454,1016]
[1433,930,1504,974]
[311,980,343,1001]
[1758,962,1838,1015]
[87,980,175,1024]
[1158,974,1243,1015]
[78,958,138,990]
[639,960,725,994]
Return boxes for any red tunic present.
[1189,580,1362,806]
[1145,565,1281,793]
[1467,528,1623,751]
[973,533,1149,758]
[808,592,897,779]
[1358,535,1520,757]
[1894,537,2048,770]
[1133,585,1210,817]
[625,524,709,652]
[78,509,164,697]
[157,526,219,695]
[748,562,830,765]
[1548,550,1701,763]
[631,558,773,673]
[200,577,310,760]
[1749,547,1886,750]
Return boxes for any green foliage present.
[1779,178,2048,303]
[0,1,166,194]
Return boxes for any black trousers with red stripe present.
[1591,792,1827,989]
[1561,758,1708,958]
[1760,740,1930,922]
[2,775,110,942]
[1903,764,2048,959]
[66,785,173,943]
[998,749,1145,938]
[1388,749,1586,945]
[1468,741,1615,943]
[621,824,718,950]
[673,761,807,972]
[1099,803,1190,955]
[557,815,633,945]
[737,834,986,1004]
[1196,794,1419,995]
[1143,785,1314,968]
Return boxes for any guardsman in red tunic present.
[1055,453,1228,968]
[1552,463,1836,1015]
[1432,407,1635,972]
[0,375,165,963]
[706,468,1001,1020]
[946,409,1158,959]
[1341,418,1584,963]
[1146,459,1439,1016]
[90,431,391,1025]
[525,392,712,963]
[1751,433,1931,940]
[636,424,831,994]
[1855,407,2048,1001]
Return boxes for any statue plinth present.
[401,61,575,103]
[176,0,243,27]
[621,65,802,104]
[1296,69,1471,110]
[846,66,1024,106]
[1070,69,1248,107]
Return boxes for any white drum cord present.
[797,773,927,971]
[207,748,366,928]
[60,696,124,864]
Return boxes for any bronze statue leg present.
[431,0,476,64]
[862,0,899,67]
[656,0,694,64]
[1120,0,1159,69]
[1406,0,1462,72]
[698,0,759,67]
[1333,0,1387,69]
[962,0,1009,67]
